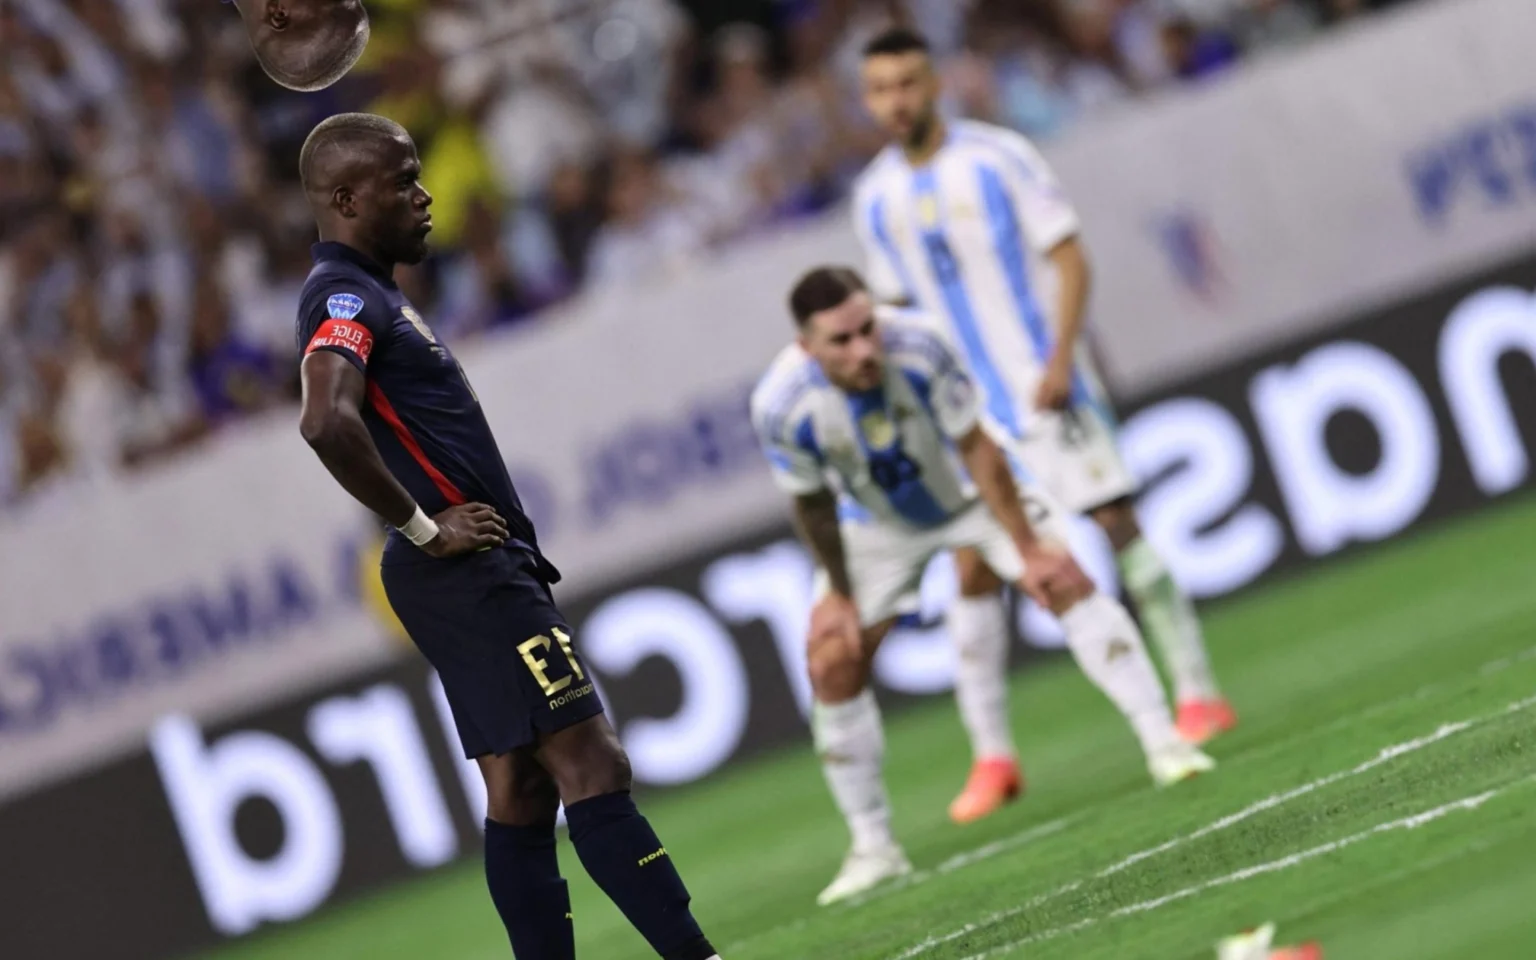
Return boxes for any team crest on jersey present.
[400,305,437,344]
[859,410,897,450]
[917,195,940,228]
[326,293,365,321]
[946,373,975,411]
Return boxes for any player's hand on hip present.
[810,591,863,660]
[1034,361,1072,411]
[1018,541,1093,613]
[421,502,509,557]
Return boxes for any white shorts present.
[814,487,1074,627]
[1012,403,1137,516]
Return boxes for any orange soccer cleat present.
[1271,946,1323,960]
[1176,697,1238,745]
[948,757,1024,825]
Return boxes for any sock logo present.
[1105,638,1132,663]
[637,846,668,867]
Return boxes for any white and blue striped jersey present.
[851,119,1104,442]
[750,314,982,529]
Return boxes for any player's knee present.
[481,755,561,827]
[1091,500,1141,551]
[542,717,633,804]
[808,642,865,703]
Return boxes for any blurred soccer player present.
[230,0,369,92]
[852,29,1237,800]
[752,267,1213,905]
[294,113,720,960]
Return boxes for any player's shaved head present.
[300,112,408,200]
[235,0,370,92]
[301,113,434,268]
[790,267,868,328]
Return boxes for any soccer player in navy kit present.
[294,113,721,960]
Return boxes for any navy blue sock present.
[484,819,576,960]
[563,790,715,960]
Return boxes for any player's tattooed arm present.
[792,488,853,598]
[299,350,420,527]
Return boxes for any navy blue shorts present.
[381,545,604,758]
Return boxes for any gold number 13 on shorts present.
[517,627,586,696]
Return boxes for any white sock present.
[1059,592,1182,756]
[812,689,894,853]
[948,593,1017,761]
[1118,536,1219,702]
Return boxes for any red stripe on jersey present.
[366,382,467,506]
[306,319,374,363]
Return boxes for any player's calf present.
[542,716,718,960]
[478,751,575,959]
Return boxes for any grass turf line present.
[203,495,1536,960]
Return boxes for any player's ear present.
[263,0,291,31]
[333,185,356,218]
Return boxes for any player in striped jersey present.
[752,267,1214,906]
[851,28,1237,824]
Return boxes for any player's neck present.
[323,230,396,275]
[901,116,947,167]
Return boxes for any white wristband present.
[398,505,440,546]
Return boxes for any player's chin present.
[401,239,431,265]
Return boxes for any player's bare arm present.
[299,349,508,557]
[954,425,1090,611]
[1036,236,1092,411]
[793,488,862,653]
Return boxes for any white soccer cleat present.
[1148,741,1217,787]
[816,843,913,906]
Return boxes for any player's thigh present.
[381,548,604,760]
[952,545,1003,597]
[843,520,943,627]
[1021,406,1138,517]
[947,489,1072,584]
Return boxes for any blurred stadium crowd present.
[0,0,1416,508]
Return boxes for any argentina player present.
[851,29,1237,795]
[294,114,720,960]
[752,267,1213,906]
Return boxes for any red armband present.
[306,319,374,364]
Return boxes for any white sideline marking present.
[953,781,1525,960]
[843,816,1074,908]
[888,692,1536,960]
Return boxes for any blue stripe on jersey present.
[883,329,951,377]
[911,167,1023,439]
[900,368,933,416]
[977,162,1091,407]
[793,414,821,460]
[867,194,920,304]
[845,387,948,526]
[837,496,873,524]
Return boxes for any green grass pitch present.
[205,497,1536,960]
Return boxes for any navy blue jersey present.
[297,242,551,572]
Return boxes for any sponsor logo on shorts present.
[548,682,594,710]
[1106,639,1132,663]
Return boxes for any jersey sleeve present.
[992,129,1081,253]
[750,397,827,496]
[928,339,982,440]
[296,284,390,374]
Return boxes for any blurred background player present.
[293,113,720,960]
[851,30,1237,809]
[751,266,1213,906]
[230,0,370,91]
